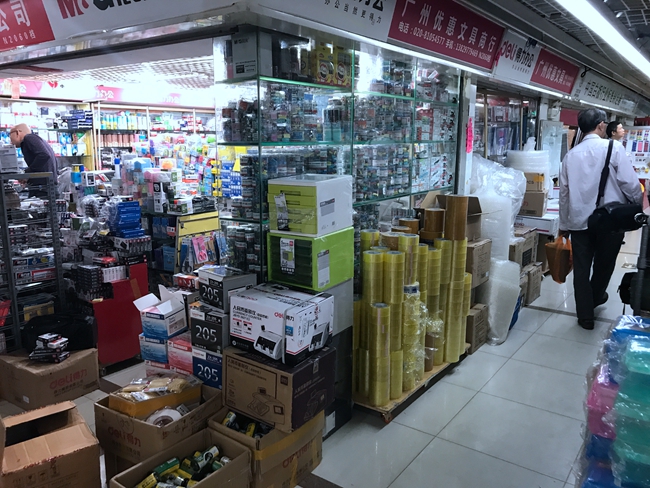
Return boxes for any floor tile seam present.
[526,305,578,317]
[435,436,570,484]
[532,328,610,347]
[476,390,586,423]
[506,355,594,377]
[505,357,586,380]
[385,436,437,488]
[478,331,534,360]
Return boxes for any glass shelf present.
[415,99,459,107]
[414,140,457,144]
[410,186,453,197]
[150,129,215,134]
[218,216,270,225]
[355,91,415,101]
[353,139,412,145]
[259,140,349,147]
[218,141,259,147]
[353,192,413,207]
[260,76,352,92]
[98,129,147,133]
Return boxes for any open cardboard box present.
[209,408,324,488]
[134,284,188,339]
[95,386,221,465]
[109,428,251,488]
[419,194,484,242]
[0,401,100,488]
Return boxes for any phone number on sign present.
[412,27,446,45]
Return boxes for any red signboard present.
[530,48,580,95]
[0,0,55,52]
[389,0,505,70]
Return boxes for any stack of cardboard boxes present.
[509,225,543,308]
[519,172,548,218]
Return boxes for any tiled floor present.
[0,230,640,488]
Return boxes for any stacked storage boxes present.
[189,265,257,389]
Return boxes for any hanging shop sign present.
[492,30,541,85]
[570,70,639,115]
[530,48,580,95]
[262,0,397,42]
[388,0,505,70]
[0,0,55,53]
[42,0,227,41]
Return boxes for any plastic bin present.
[587,365,619,439]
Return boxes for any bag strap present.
[596,139,614,208]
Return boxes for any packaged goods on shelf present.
[267,227,354,292]
[192,347,223,389]
[268,174,353,236]
[219,223,268,282]
[189,301,229,354]
[197,265,257,313]
[351,144,411,202]
[139,333,169,364]
[229,283,334,365]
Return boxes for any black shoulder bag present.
[587,140,643,234]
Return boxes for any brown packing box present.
[109,428,251,488]
[466,239,492,288]
[519,190,548,217]
[465,304,488,354]
[95,386,222,465]
[210,408,324,488]
[509,226,538,267]
[524,172,546,192]
[224,347,335,434]
[418,193,484,241]
[524,263,543,305]
[0,401,100,488]
[0,348,99,410]
[108,383,202,419]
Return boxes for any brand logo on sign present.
[57,0,145,19]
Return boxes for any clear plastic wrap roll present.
[363,251,384,305]
[418,244,430,298]
[435,238,452,285]
[402,285,423,392]
[451,238,468,283]
[398,233,420,285]
[427,248,442,296]
[476,259,521,345]
[439,285,449,328]
[384,251,405,305]
[431,316,445,366]
[390,350,404,400]
[427,295,440,321]
[425,346,435,372]
[444,281,465,364]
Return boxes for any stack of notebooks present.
[29,333,70,363]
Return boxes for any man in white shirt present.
[559,109,642,330]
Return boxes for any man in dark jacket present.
[9,123,57,197]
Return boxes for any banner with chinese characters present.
[530,48,580,95]
[570,70,639,115]
[0,0,54,52]
[492,30,541,85]
[261,0,397,42]
[388,0,505,70]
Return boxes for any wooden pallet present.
[354,344,469,423]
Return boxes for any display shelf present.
[411,186,453,197]
[414,139,456,144]
[260,140,349,147]
[355,90,414,101]
[259,76,352,92]
[219,215,270,225]
[353,192,411,207]
[414,99,459,107]
[353,139,413,145]
[218,141,260,146]
[354,344,470,423]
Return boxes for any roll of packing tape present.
[146,408,183,427]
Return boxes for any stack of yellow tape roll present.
[352,295,362,394]
[461,272,472,356]
[360,229,380,254]
[368,303,391,407]
[370,246,390,253]
[399,217,421,235]
[362,251,384,304]
[402,285,422,392]
[451,239,468,283]
[390,350,404,400]
[392,225,410,233]
[444,280,465,364]
[380,231,401,251]
[418,244,429,299]
[398,233,420,286]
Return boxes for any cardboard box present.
[0,349,99,410]
[525,172,546,192]
[209,409,324,488]
[519,190,548,217]
[229,284,334,365]
[224,347,335,433]
[134,285,188,339]
[537,234,553,273]
[190,301,229,355]
[524,262,543,305]
[465,304,488,354]
[108,383,202,420]
[509,226,538,267]
[95,386,222,465]
[515,213,560,237]
[109,428,251,488]
[197,265,257,313]
[193,347,223,389]
[435,194,484,241]
[0,401,100,488]
[168,332,193,374]
[466,239,492,288]
[138,333,168,363]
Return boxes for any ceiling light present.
[616,11,623,18]
[552,0,650,82]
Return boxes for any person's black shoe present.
[595,292,609,307]
[578,319,595,330]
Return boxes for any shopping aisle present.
[310,232,642,488]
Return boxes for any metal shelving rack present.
[0,173,65,352]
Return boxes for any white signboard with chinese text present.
[571,70,639,115]
[492,30,541,85]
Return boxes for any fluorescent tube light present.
[552,0,650,80]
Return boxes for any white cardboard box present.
[134,285,188,339]
[515,213,560,237]
[229,284,334,365]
